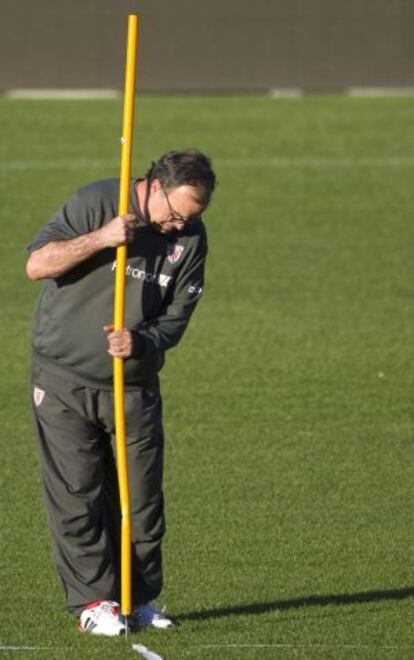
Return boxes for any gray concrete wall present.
[1,0,413,91]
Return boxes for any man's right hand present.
[98,214,137,248]
[26,213,138,281]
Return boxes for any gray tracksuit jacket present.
[28,178,207,389]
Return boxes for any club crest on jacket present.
[166,243,185,264]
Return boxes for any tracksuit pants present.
[31,359,165,616]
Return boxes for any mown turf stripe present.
[2,156,414,172]
[0,648,58,652]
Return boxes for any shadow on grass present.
[179,586,414,622]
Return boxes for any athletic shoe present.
[79,600,126,636]
[130,601,176,629]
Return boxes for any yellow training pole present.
[114,13,139,620]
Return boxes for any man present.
[26,149,216,636]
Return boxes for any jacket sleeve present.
[130,231,207,357]
[26,186,99,252]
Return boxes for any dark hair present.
[145,149,216,208]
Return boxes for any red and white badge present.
[166,243,184,264]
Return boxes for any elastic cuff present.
[131,331,146,359]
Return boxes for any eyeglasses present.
[161,184,199,226]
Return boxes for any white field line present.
[4,89,121,100]
[1,644,412,654]
[0,159,117,172]
[199,643,414,650]
[268,87,414,97]
[219,156,414,168]
[132,644,164,660]
[3,645,411,654]
[2,156,414,172]
[348,87,414,97]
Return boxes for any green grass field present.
[0,95,413,659]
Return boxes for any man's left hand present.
[103,325,133,358]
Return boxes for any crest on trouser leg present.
[34,387,45,407]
